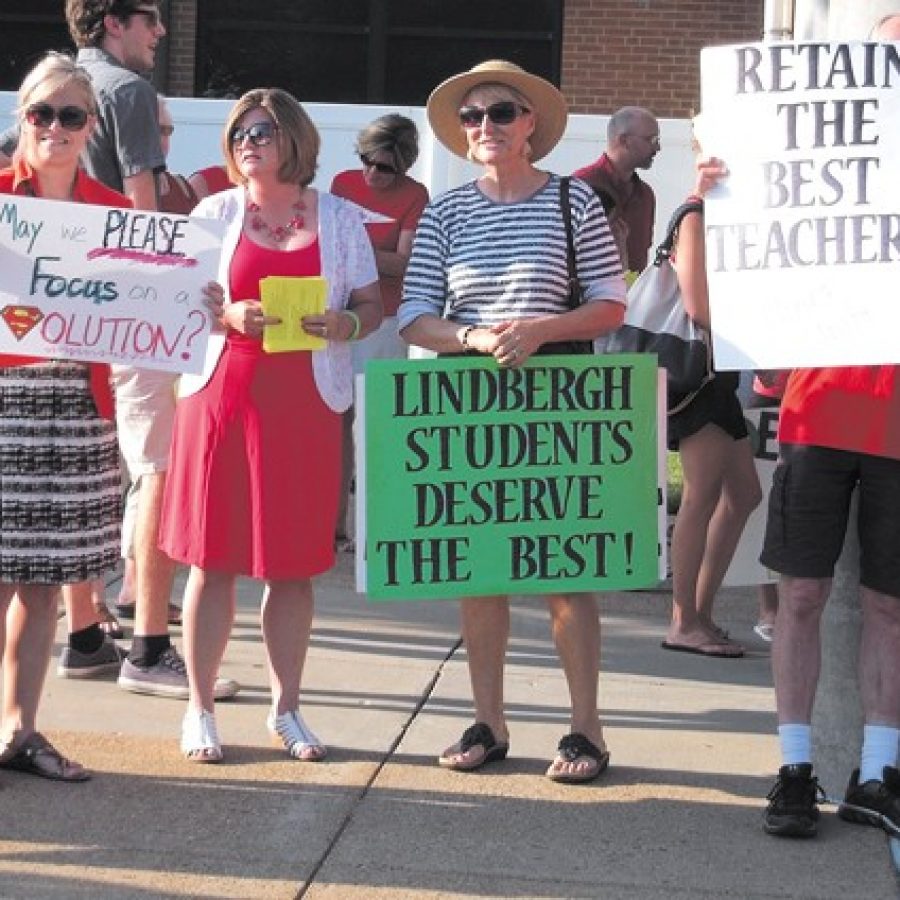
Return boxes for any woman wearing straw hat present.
[399,60,626,783]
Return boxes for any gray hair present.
[607,106,656,142]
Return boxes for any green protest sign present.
[364,354,660,600]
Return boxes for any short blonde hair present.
[16,51,96,120]
[223,88,319,187]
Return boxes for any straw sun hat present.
[426,60,568,162]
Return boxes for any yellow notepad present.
[260,276,328,353]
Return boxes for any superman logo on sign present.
[1,305,44,341]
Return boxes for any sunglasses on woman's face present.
[229,121,277,147]
[359,153,397,175]
[25,103,90,132]
[458,101,529,128]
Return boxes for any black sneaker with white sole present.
[838,766,900,837]
[57,635,126,679]
[764,763,825,837]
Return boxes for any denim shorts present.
[761,443,900,598]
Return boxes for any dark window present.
[0,1,170,92]
[196,0,562,103]
[0,2,73,90]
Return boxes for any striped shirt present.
[399,174,625,331]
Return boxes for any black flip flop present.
[0,732,90,782]
[661,640,744,658]
[438,722,509,771]
[546,732,610,784]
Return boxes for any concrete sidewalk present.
[1,555,896,898]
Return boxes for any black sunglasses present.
[125,6,162,27]
[25,103,90,132]
[458,101,529,128]
[359,153,397,175]
[229,121,278,147]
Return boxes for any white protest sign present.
[699,41,900,370]
[0,194,225,374]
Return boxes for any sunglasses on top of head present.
[25,103,90,131]
[229,121,278,147]
[458,101,529,128]
[359,153,398,175]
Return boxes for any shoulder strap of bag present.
[560,176,581,310]
[653,199,704,266]
[660,199,714,416]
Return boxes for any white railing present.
[1,92,695,245]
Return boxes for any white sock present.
[860,724,900,783]
[778,724,812,766]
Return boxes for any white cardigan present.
[179,187,378,412]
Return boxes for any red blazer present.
[0,158,132,419]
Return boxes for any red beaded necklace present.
[246,198,306,242]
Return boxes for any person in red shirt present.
[761,365,900,837]
[0,51,127,782]
[760,10,900,841]
[330,114,429,549]
[573,106,658,275]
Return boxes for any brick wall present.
[562,0,764,117]
[165,0,763,112]
[165,0,198,97]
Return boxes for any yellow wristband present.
[344,310,362,341]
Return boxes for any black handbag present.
[603,200,713,413]
[535,176,593,356]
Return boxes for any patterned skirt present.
[0,362,121,584]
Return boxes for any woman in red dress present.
[160,89,381,762]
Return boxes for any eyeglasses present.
[458,101,529,128]
[25,103,90,132]
[229,121,278,147]
[127,6,162,27]
[160,124,174,137]
[359,153,397,175]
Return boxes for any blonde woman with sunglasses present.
[0,52,128,783]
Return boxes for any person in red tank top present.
[330,114,429,550]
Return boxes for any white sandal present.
[267,709,326,761]
[181,708,222,763]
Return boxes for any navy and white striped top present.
[398,174,626,331]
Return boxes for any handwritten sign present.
[363,355,660,601]
[0,194,226,373]
[699,41,900,369]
